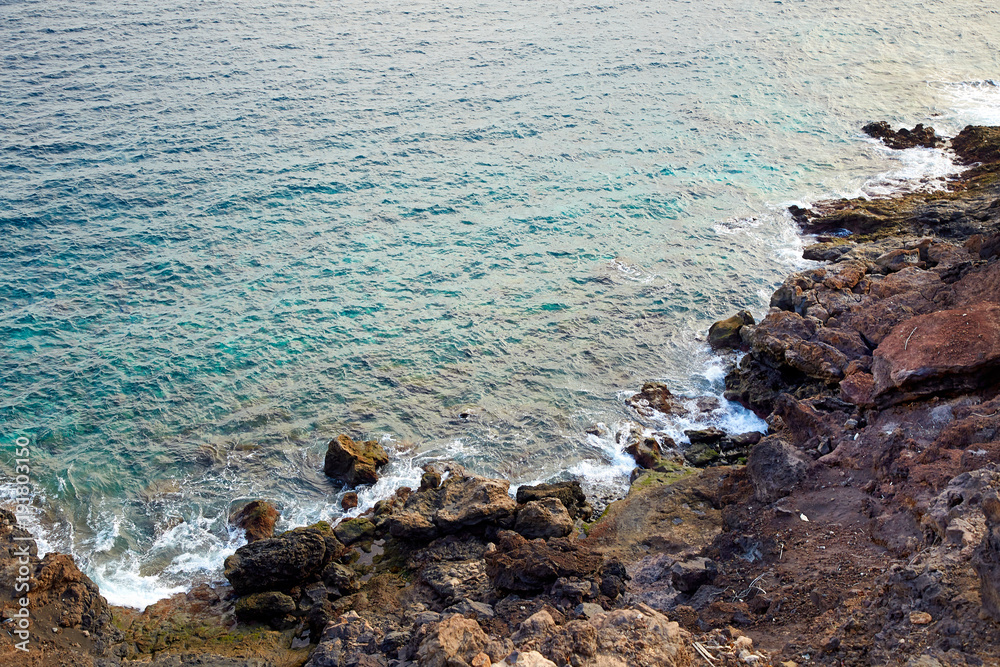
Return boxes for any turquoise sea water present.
[2,0,1000,606]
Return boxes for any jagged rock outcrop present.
[223,526,331,595]
[387,466,517,540]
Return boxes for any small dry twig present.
[693,641,717,664]
[904,326,917,350]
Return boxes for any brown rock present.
[875,248,921,273]
[840,371,875,407]
[341,492,359,511]
[323,434,389,486]
[516,480,593,521]
[230,500,280,542]
[626,382,688,417]
[416,615,491,667]
[909,611,933,625]
[709,310,755,350]
[515,498,574,540]
[872,305,1000,404]
[388,466,517,541]
[485,531,608,593]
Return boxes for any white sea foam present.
[936,80,1000,131]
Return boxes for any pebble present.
[910,611,933,625]
[734,635,754,650]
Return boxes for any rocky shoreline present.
[3,124,1000,667]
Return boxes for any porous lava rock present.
[223,527,328,595]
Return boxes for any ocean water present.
[2,0,999,607]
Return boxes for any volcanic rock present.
[862,121,943,150]
[516,480,593,521]
[872,305,1000,404]
[747,435,810,502]
[324,434,389,486]
[230,499,279,542]
[223,527,327,595]
[709,310,755,350]
[515,498,574,540]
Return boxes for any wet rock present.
[685,427,726,444]
[747,435,810,503]
[862,121,943,150]
[625,435,665,469]
[973,494,1000,621]
[951,124,1000,166]
[234,591,296,622]
[872,305,1000,404]
[334,517,376,546]
[341,492,359,511]
[230,500,280,543]
[803,241,852,262]
[515,498,573,540]
[224,527,327,595]
[421,470,442,491]
[709,310,755,350]
[388,467,517,541]
[323,434,390,487]
[626,382,688,417]
[516,480,593,521]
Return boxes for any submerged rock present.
[626,382,689,417]
[324,434,389,487]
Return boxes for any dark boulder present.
[323,434,389,487]
[516,480,593,521]
[862,121,943,150]
[973,495,1000,621]
[234,590,296,622]
[708,310,755,350]
[341,492,359,511]
[223,527,327,595]
[746,435,810,503]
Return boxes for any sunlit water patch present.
[1,0,999,607]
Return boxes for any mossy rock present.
[334,517,376,545]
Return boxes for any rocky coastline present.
[3,124,1000,667]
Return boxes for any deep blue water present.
[2,0,999,606]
